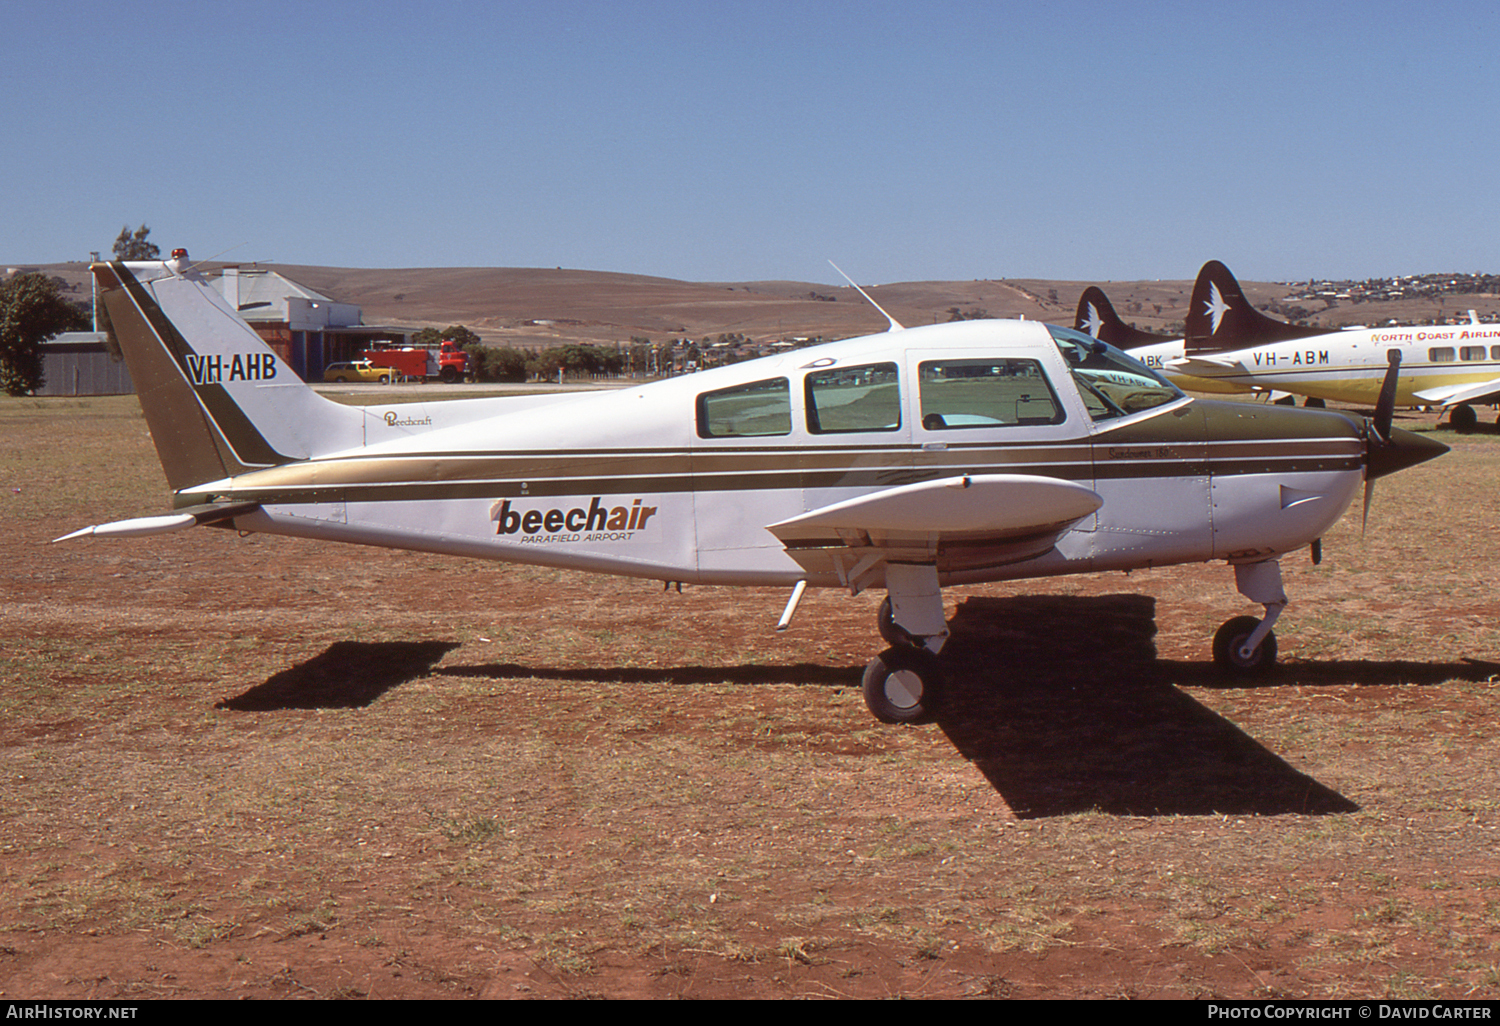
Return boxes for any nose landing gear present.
[1214,560,1285,677]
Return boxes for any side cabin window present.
[1429,347,1456,363]
[696,377,792,438]
[1461,346,1487,362]
[1047,325,1183,422]
[806,362,901,433]
[917,359,1064,429]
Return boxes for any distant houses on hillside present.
[1281,272,1500,305]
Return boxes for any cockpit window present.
[1047,325,1183,421]
[918,359,1064,429]
[806,362,901,433]
[696,377,792,437]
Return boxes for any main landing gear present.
[1212,560,1285,677]
[864,564,948,724]
[1448,404,1478,434]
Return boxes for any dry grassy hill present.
[19,260,1498,350]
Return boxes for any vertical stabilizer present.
[1073,286,1167,350]
[94,256,365,492]
[1184,260,1327,355]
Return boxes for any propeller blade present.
[1373,348,1401,443]
[1362,478,1374,536]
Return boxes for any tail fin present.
[1073,286,1164,350]
[94,255,364,492]
[1184,260,1328,356]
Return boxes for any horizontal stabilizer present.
[1168,354,1242,372]
[53,501,261,543]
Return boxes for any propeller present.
[1362,349,1400,532]
[1361,348,1448,532]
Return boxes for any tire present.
[862,646,943,724]
[1451,405,1478,433]
[877,596,916,648]
[1212,615,1278,677]
[378,375,389,384]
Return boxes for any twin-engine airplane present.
[1085,261,1500,431]
[61,253,1448,724]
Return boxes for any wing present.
[1412,376,1500,408]
[767,474,1101,591]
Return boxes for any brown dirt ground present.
[2,397,1500,999]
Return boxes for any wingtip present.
[51,526,96,543]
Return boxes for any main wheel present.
[1451,405,1478,433]
[877,596,916,648]
[862,646,943,724]
[1212,615,1278,676]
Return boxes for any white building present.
[209,267,408,379]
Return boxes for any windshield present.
[1047,325,1183,421]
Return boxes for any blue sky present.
[4,0,1497,284]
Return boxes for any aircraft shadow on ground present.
[216,640,461,711]
[442,661,857,687]
[218,602,1494,818]
[935,594,1495,819]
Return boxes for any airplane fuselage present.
[1171,323,1500,406]
[174,319,1370,591]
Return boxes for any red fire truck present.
[361,340,471,383]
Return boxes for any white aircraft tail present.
[94,255,365,492]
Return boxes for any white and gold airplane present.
[1164,261,1500,430]
[59,252,1447,724]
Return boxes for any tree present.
[0,273,90,395]
[466,345,529,383]
[412,324,483,349]
[112,224,160,261]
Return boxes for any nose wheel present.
[1212,615,1278,676]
